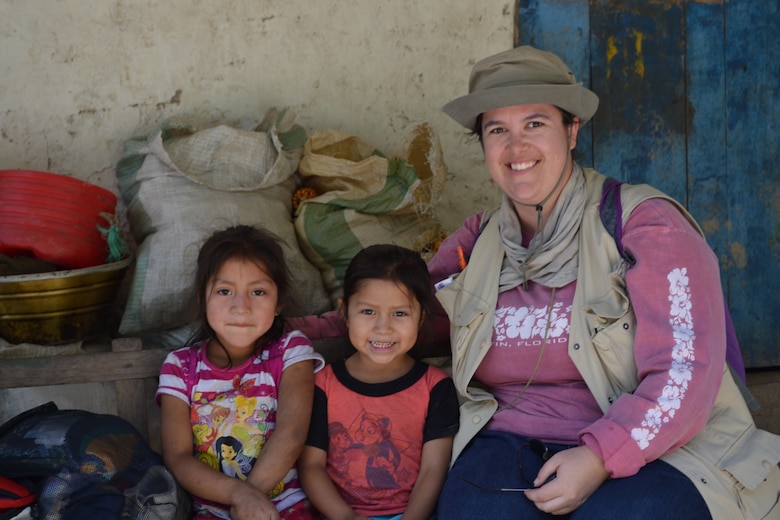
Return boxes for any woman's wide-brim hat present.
[442,46,600,131]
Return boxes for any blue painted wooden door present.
[518,0,779,367]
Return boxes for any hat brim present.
[442,83,599,131]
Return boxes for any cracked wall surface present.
[0,0,514,232]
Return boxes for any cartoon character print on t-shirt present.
[189,375,274,482]
[216,435,253,479]
[328,410,414,504]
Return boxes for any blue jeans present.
[437,430,711,519]
[370,516,435,520]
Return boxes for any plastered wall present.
[1,1,513,232]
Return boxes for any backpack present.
[0,402,190,520]
[600,177,758,410]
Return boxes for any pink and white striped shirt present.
[156,330,324,517]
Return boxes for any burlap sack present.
[294,122,447,304]
[116,111,331,335]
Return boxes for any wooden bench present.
[0,335,449,454]
[0,338,167,452]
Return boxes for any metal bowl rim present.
[0,255,133,283]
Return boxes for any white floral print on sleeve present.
[631,268,695,450]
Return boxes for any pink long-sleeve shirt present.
[427,198,726,478]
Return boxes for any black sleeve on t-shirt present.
[423,377,460,443]
[306,385,329,450]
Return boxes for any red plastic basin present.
[0,169,117,269]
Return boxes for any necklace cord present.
[496,286,557,413]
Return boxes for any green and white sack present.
[294,123,447,304]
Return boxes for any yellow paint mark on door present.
[605,31,645,79]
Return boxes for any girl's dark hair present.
[471,108,576,144]
[188,225,291,364]
[341,244,434,338]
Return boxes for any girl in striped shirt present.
[157,225,324,520]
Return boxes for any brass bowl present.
[0,256,132,344]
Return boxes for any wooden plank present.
[111,336,144,352]
[144,377,162,453]
[517,1,780,366]
[0,348,167,389]
[0,382,118,424]
[590,1,687,200]
[110,336,149,440]
[116,378,148,441]
[685,0,729,284]
[723,1,780,366]
[517,0,594,166]
[746,370,780,434]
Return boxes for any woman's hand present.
[523,445,609,515]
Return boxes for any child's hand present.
[228,482,280,520]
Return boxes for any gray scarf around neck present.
[497,164,586,291]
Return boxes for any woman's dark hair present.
[341,244,434,338]
[471,108,576,144]
[188,225,291,365]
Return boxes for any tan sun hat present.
[442,46,599,131]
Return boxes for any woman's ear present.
[568,117,581,150]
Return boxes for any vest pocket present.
[583,274,638,395]
[673,432,780,520]
[589,315,639,395]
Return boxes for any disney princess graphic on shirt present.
[216,436,253,480]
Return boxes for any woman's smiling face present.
[481,103,579,222]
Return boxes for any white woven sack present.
[118,120,330,335]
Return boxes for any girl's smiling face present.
[343,278,421,376]
[481,103,579,228]
[206,257,280,364]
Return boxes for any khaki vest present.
[436,168,780,519]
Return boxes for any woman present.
[430,45,780,519]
